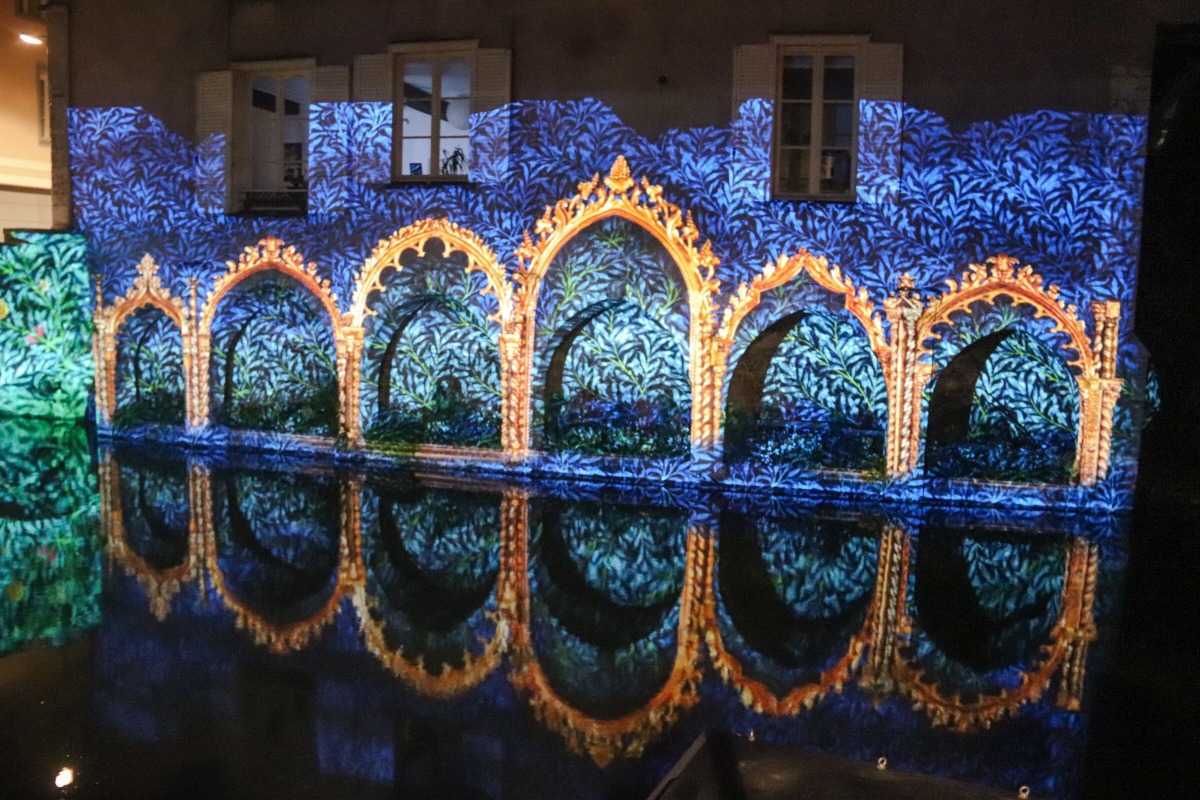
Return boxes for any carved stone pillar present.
[883,275,925,477]
[1076,301,1123,486]
[500,324,531,460]
[183,279,201,431]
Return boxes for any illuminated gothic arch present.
[344,218,512,444]
[509,156,722,457]
[194,236,346,433]
[93,255,191,426]
[902,255,1122,485]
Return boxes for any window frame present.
[36,66,50,145]
[231,59,316,213]
[389,40,479,183]
[771,43,864,202]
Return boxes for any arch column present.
[1075,300,1123,486]
[338,322,364,443]
[501,322,533,459]
[883,275,926,477]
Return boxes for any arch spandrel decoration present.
[510,156,723,456]
[344,218,513,444]
[194,237,348,434]
[93,255,191,426]
[892,255,1122,485]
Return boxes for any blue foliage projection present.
[67,95,1148,509]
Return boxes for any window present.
[775,50,858,199]
[732,37,902,203]
[244,71,312,210]
[352,42,511,183]
[15,0,42,21]
[394,52,474,179]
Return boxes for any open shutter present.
[856,43,904,205]
[730,45,775,203]
[314,65,350,103]
[470,48,512,183]
[196,70,234,211]
[353,53,393,102]
[731,44,776,120]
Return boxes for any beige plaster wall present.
[0,3,50,193]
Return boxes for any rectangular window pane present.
[403,60,434,98]
[401,98,433,138]
[822,103,854,148]
[282,77,310,116]
[251,76,277,112]
[283,142,306,189]
[777,148,810,194]
[440,58,471,99]
[779,102,812,146]
[781,56,813,100]
[823,56,855,101]
[819,149,852,194]
[402,138,431,177]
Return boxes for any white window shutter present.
[353,53,394,102]
[731,44,776,119]
[196,70,233,210]
[470,48,512,183]
[314,65,350,103]
[860,43,903,101]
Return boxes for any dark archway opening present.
[924,328,1077,483]
[540,300,690,457]
[113,306,185,428]
[723,310,885,471]
[365,294,500,449]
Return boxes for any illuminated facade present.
[11,0,1192,508]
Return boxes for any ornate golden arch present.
[903,255,1122,485]
[508,156,722,456]
[709,249,889,451]
[889,536,1097,732]
[193,237,348,433]
[93,255,192,426]
[342,218,513,444]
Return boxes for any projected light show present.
[66,97,1147,511]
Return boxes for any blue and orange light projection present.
[63,97,1149,510]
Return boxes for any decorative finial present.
[604,155,634,194]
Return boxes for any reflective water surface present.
[0,429,1128,800]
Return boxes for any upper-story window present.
[394,52,474,179]
[15,0,43,21]
[353,41,512,183]
[246,71,312,207]
[733,36,902,203]
[775,50,858,199]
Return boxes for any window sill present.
[378,175,473,187]
[770,190,857,204]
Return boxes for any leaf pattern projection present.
[114,306,186,427]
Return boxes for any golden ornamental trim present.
[103,254,188,329]
[916,254,1096,376]
[349,217,514,329]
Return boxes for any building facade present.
[18,0,1200,510]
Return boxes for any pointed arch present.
[508,156,722,456]
[94,255,191,426]
[194,237,345,433]
[343,219,511,443]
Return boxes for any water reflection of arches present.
[98,451,193,620]
[722,308,887,470]
[205,468,349,653]
[507,499,703,766]
[196,237,345,435]
[704,512,881,714]
[890,531,1097,730]
[353,480,506,697]
[924,324,1080,483]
